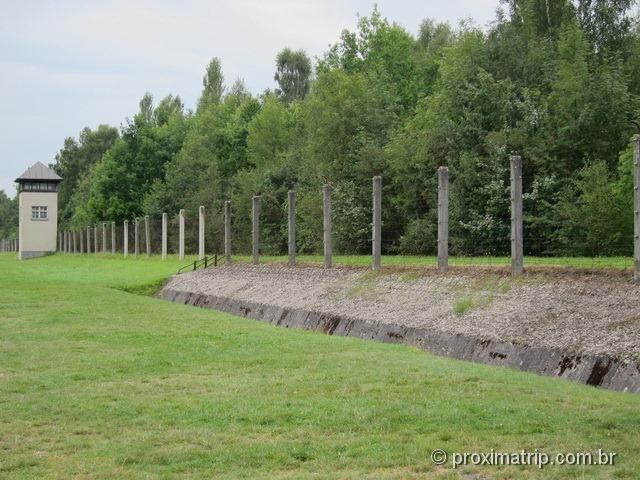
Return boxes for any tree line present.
[3,1,640,256]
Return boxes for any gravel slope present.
[164,264,640,361]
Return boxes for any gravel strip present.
[164,264,640,361]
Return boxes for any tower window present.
[31,206,48,220]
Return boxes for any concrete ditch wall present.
[161,287,640,394]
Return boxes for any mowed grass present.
[0,253,639,479]
[234,254,634,270]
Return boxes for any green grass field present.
[1,253,638,479]
[232,254,634,270]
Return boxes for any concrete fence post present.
[288,190,296,266]
[124,220,129,257]
[144,215,150,257]
[372,176,382,271]
[634,135,640,283]
[161,213,167,260]
[178,209,185,260]
[111,222,116,254]
[198,206,205,260]
[510,153,524,276]
[224,201,231,265]
[93,226,98,254]
[437,166,449,273]
[134,218,139,256]
[86,226,91,254]
[102,223,107,254]
[323,184,332,268]
[252,196,260,265]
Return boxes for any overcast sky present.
[0,0,500,197]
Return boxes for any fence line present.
[31,143,637,280]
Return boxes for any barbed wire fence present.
[33,138,640,280]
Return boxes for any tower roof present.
[15,162,62,182]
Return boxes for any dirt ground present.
[164,263,640,361]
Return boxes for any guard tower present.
[15,162,62,259]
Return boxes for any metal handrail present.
[177,254,218,274]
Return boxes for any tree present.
[76,93,189,223]
[247,94,295,170]
[52,125,119,227]
[0,190,18,239]
[198,58,225,112]
[274,48,312,103]
[576,0,636,57]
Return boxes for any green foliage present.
[0,190,17,239]
[52,125,119,227]
[197,57,224,111]
[274,48,312,103]
[74,93,190,223]
[552,151,634,256]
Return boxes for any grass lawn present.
[0,253,638,479]
[233,254,634,270]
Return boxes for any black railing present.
[177,254,218,274]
